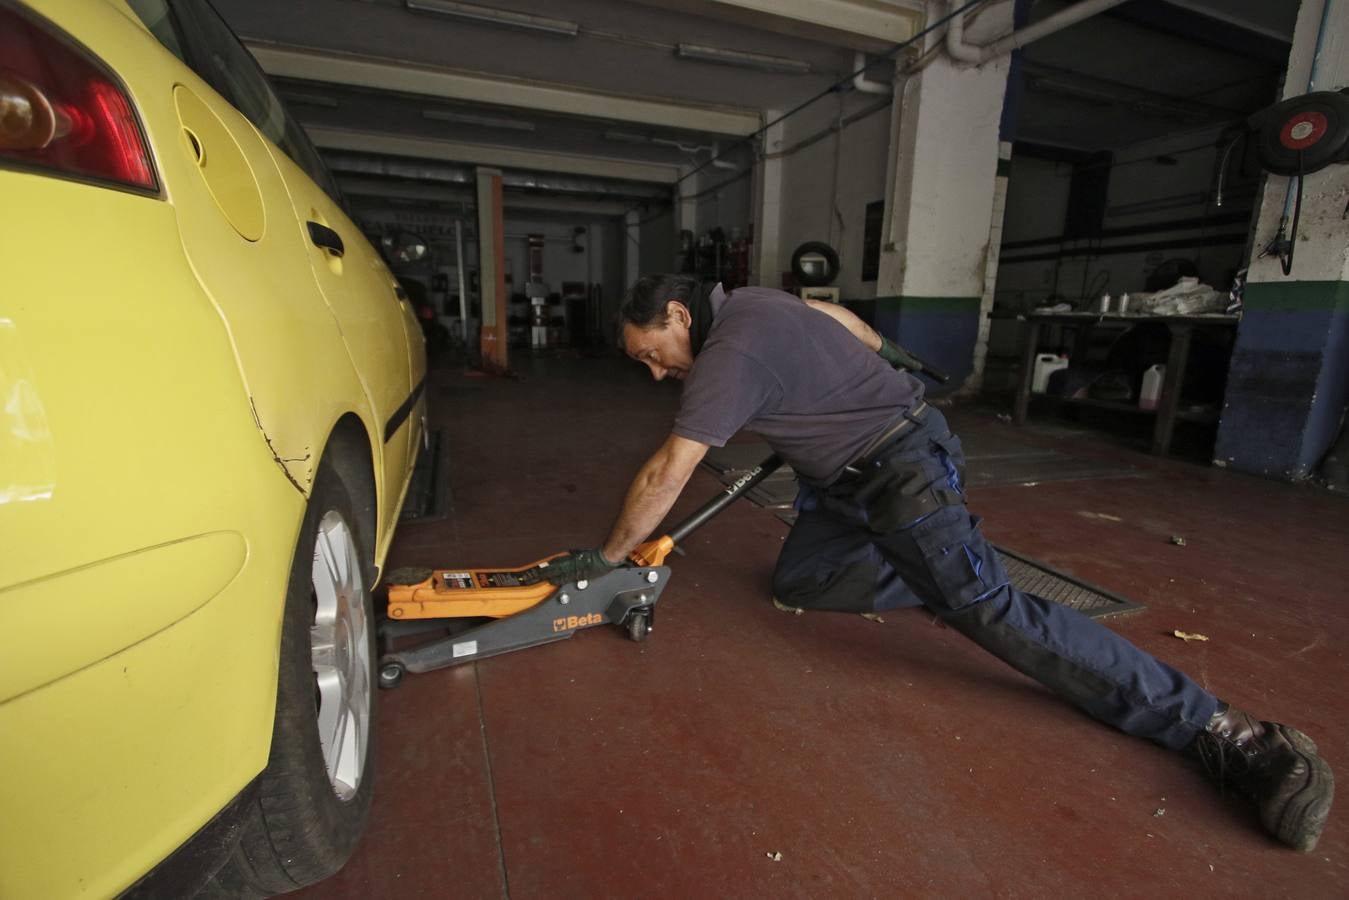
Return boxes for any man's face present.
[622,300,694,382]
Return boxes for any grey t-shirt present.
[672,285,925,482]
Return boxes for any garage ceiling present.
[214,0,1302,218]
[1017,0,1298,150]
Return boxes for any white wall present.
[777,92,892,297]
[639,208,677,275]
[693,144,754,239]
[503,217,590,293]
[501,215,626,342]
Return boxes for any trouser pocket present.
[910,507,1001,610]
[855,445,964,534]
[932,433,967,492]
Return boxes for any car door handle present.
[307,221,345,257]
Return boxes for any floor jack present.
[376,455,784,688]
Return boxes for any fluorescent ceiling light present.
[422,109,536,131]
[676,43,810,75]
[406,0,579,38]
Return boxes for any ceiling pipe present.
[852,52,892,94]
[651,137,713,154]
[947,0,1129,65]
[945,5,985,65]
[708,143,739,170]
[650,137,739,170]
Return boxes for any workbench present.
[999,310,1240,456]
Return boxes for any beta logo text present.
[552,613,602,633]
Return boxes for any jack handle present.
[889,344,950,384]
[629,454,785,567]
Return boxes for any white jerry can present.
[1139,364,1166,410]
[1031,353,1069,393]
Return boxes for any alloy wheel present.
[309,510,371,801]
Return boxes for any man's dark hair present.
[618,274,699,331]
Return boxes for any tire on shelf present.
[790,241,840,288]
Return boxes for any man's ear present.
[665,300,691,328]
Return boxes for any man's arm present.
[600,433,708,562]
[805,297,942,378]
[805,298,882,352]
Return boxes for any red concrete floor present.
[298,355,1348,899]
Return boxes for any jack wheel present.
[378,661,405,690]
[626,611,651,643]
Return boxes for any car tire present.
[204,461,378,897]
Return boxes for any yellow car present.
[0,0,426,895]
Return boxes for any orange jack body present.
[386,540,674,621]
[386,554,565,620]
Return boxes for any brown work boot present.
[1191,703,1334,851]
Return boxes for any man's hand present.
[541,548,625,585]
[878,336,923,371]
[878,337,950,382]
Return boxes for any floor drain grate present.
[992,547,1144,619]
[965,451,1146,487]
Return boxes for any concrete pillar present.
[624,209,640,290]
[1215,0,1349,479]
[752,110,786,287]
[874,44,1011,391]
[475,167,507,372]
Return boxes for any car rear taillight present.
[0,4,156,192]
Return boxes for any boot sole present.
[771,597,883,621]
[1269,726,1334,853]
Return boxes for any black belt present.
[844,402,929,475]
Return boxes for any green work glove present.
[542,548,624,585]
[877,336,923,373]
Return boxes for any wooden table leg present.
[1014,319,1040,425]
[1152,324,1193,456]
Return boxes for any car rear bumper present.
[122,777,261,899]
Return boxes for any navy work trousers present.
[771,407,1219,751]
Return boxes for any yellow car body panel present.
[0,172,305,900]
[0,550,299,899]
[0,530,248,703]
[156,69,390,498]
[0,0,424,895]
[263,144,425,547]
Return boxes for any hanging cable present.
[1281,151,1305,276]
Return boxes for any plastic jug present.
[1031,353,1069,393]
[1139,364,1165,410]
